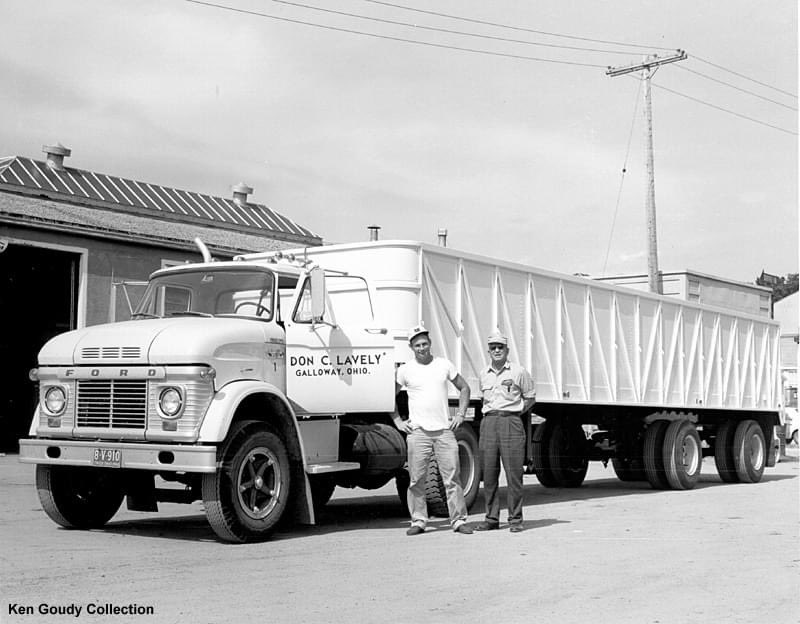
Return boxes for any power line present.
[186,0,607,67]
[677,64,798,111]
[649,80,798,135]
[268,0,647,57]
[358,0,676,52]
[692,54,798,99]
[603,80,643,277]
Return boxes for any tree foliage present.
[756,271,799,304]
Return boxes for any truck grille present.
[81,346,142,359]
[76,380,148,429]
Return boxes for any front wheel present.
[36,465,124,529]
[202,423,291,543]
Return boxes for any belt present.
[484,410,522,417]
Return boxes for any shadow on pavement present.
[92,465,798,543]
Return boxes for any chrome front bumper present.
[18,439,218,473]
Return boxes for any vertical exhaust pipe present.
[194,238,213,263]
[437,228,448,247]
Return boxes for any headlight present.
[158,387,183,419]
[43,386,67,415]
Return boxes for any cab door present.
[284,271,394,415]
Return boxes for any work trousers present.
[406,428,467,529]
[479,411,525,525]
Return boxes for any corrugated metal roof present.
[0,155,320,244]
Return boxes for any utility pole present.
[607,50,687,295]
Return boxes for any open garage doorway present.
[0,242,81,451]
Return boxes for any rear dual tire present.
[532,421,588,488]
[714,419,766,484]
[644,419,702,490]
[425,425,480,517]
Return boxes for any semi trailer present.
[20,240,781,542]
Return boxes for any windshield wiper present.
[131,312,160,319]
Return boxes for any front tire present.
[36,465,124,529]
[202,423,291,543]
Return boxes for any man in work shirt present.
[393,325,473,536]
[476,330,536,533]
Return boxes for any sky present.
[2,0,797,283]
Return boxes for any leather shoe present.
[509,524,524,533]
[406,525,424,536]
[454,524,473,534]
[475,521,500,531]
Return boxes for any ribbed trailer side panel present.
[420,247,780,412]
[284,241,780,414]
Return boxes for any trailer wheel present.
[714,421,739,483]
[662,420,702,490]
[732,420,766,483]
[548,422,588,487]
[202,423,290,542]
[425,425,480,517]
[36,465,124,529]
[531,421,558,487]
[611,457,647,482]
[643,420,670,489]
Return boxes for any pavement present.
[1,448,798,624]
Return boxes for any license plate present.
[92,448,121,468]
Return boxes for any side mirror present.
[309,266,326,322]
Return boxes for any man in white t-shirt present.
[393,325,473,535]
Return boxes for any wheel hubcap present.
[236,447,282,520]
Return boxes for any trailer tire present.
[548,422,588,487]
[611,457,647,482]
[663,420,702,490]
[643,420,670,489]
[202,422,290,543]
[531,421,558,487]
[733,420,766,483]
[714,421,739,483]
[36,465,124,529]
[425,425,480,517]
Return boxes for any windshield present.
[133,268,275,320]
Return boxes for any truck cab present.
[21,255,399,542]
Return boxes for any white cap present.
[408,324,429,343]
